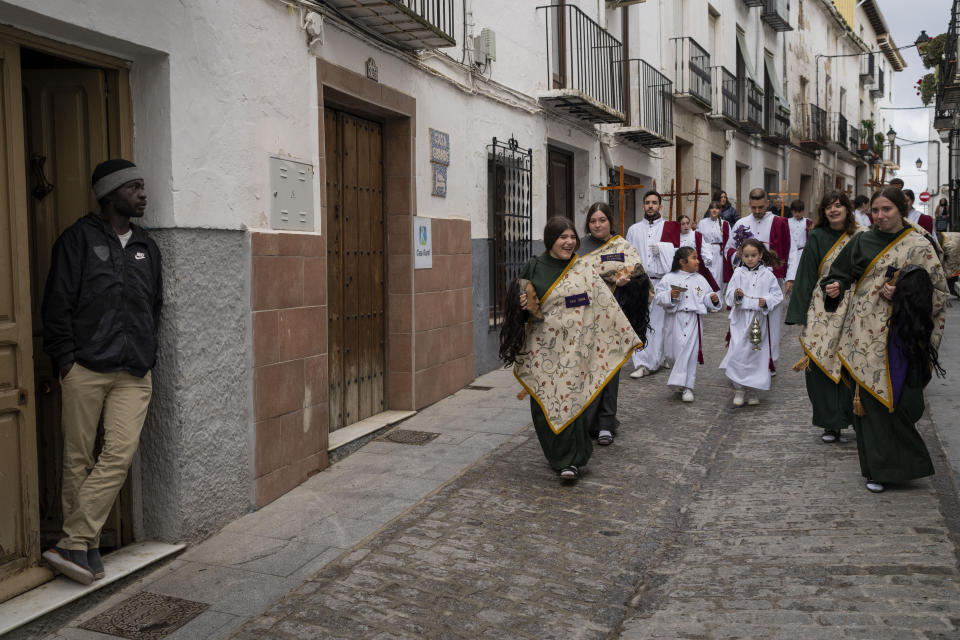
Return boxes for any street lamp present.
[886,126,897,145]
[915,30,931,52]
[916,158,923,169]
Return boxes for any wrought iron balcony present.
[537,4,625,123]
[708,66,740,129]
[616,59,674,148]
[760,0,792,32]
[849,124,862,154]
[883,143,901,170]
[672,37,712,113]
[324,0,456,49]
[860,52,876,86]
[935,2,960,119]
[799,103,828,150]
[827,113,848,151]
[762,94,790,144]
[870,67,885,98]
[738,78,764,134]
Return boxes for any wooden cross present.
[659,178,706,221]
[599,165,644,233]
[769,179,799,218]
[863,164,888,191]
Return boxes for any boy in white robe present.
[720,239,784,406]
[656,247,722,402]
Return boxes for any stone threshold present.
[327,410,417,452]
[0,541,185,636]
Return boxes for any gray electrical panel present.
[270,156,315,231]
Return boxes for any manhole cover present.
[80,591,208,639]
[379,429,440,445]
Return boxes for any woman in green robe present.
[821,187,948,493]
[500,216,641,481]
[785,191,861,443]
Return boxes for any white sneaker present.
[630,366,649,379]
[733,390,745,406]
[747,392,760,406]
[663,361,671,369]
[681,389,694,402]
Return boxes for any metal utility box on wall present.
[270,156,315,231]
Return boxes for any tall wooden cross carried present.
[659,178,706,221]
[863,164,888,191]
[600,165,644,232]
[769,179,799,217]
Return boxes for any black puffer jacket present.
[42,213,162,377]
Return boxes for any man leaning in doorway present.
[40,159,162,585]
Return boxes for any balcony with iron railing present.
[672,36,712,113]
[738,78,764,134]
[760,0,792,32]
[849,124,861,155]
[616,59,674,148]
[799,103,828,150]
[935,1,960,126]
[324,0,456,49]
[870,67,885,98]
[860,52,876,86]
[708,66,740,129]
[762,95,790,144]
[827,113,848,151]
[537,4,625,123]
[883,143,901,170]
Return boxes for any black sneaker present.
[87,548,105,580]
[42,547,94,585]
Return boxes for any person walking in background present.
[41,159,162,585]
[717,190,739,227]
[935,198,949,233]
[784,199,812,288]
[785,191,864,444]
[720,239,783,407]
[853,195,873,228]
[821,187,948,493]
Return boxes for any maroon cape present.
[723,214,791,279]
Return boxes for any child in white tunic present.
[720,239,784,406]
[656,247,722,402]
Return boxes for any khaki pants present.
[59,363,152,550]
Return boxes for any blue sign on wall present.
[430,128,449,198]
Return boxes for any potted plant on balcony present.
[859,119,875,150]
[873,132,886,156]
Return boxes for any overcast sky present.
[880,0,952,200]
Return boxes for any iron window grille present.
[488,136,533,330]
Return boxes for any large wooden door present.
[22,67,117,548]
[0,40,41,599]
[325,108,386,432]
[547,146,573,219]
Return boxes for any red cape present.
[916,213,934,234]
[660,220,720,291]
[723,215,791,279]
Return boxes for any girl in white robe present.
[656,247,722,402]
[697,202,728,294]
[720,238,783,406]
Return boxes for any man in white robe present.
[785,200,812,282]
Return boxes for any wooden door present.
[325,108,386,432]
[22,68,116,548]
[547,147,573,219]
[0,39,41,597]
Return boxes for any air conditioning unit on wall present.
[474,28,496,62]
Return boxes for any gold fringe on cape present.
[792,355,810,372]
[853,384,865,417]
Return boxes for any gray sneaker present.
[87,548,105,580]
[42,547,94,585]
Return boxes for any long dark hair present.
[871,186,909,217]
[544,216,580,253]
[813,190,857,234]
[888,266,945,384]
[498,279,528,366]
[739,238,782,268]
[585,202,617,236]
[670,246,696,272]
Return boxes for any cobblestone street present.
[228,309,960,639]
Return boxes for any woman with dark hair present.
[717,190,739,227]
[575,203,651,446]
[500,216,641,481]
[821,186,948,492]
[852,194,873,228]
[785,191,865,443]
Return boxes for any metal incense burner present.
[749,312,763,350]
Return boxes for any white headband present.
[92,167,143,199]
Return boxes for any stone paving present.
[227,312,960,639]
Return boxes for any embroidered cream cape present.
[514,256,642,434]
[577,235,648,293]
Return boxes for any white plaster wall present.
[0,0,320,231]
